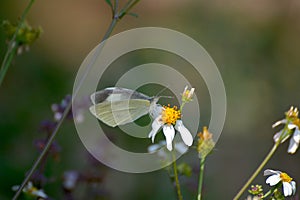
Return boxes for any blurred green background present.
[1,0,300,199]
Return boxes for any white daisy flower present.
[148,104,193,151]
[272,106,300,154]
[264,169,296,197]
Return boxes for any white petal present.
[148,117,163,143]
[273,130,282,142]
[54,112,62,121]
[288,124,298,130]
[183,86,188,93]
[287,137,299,154]
[189,88,195,98]
[273,130,289,143]
[147,144,161,153]
[32,190,48,198]
[266,174,281,186]
[291,181,296,195]
[23,182,33,192]
[264,169,280,176]
[282,182,293,196]
[63,171,79,190]
[11,185,19,191]
[272,119,287,128]
[163,125,175,151]
[175,120,193,146]
[149,130,157,143]
[293,128,300,143]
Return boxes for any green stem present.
[119,0,141,19]
[101,17,118,42]
[113,0,118,14]
[197,157,206,200]
[172,148,183,200]
[12,101,72,200]
[12,1,141,199]
[0,46,18,84]
[233,143,279,200]
[179,102,186,112]
[0,0,36,86]
[261,183,281,199]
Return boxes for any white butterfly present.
[89,87,162,127]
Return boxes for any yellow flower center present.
[293,118,300,128]
[161,104,181,125]
[197,126,213,141]
[183,90,190,98]
[280,172,292,183]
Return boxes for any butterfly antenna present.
[155,85,170,97]
[159,95,174,99]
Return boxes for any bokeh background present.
[1,0,300,199]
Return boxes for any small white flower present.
[12,181,48,199]
[273,118,300,154]
[264,169,296,197]
[148,105,193,151]
[182,86,195,102]
[63,171,79,190]
[272,107,300,154]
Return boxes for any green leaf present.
[177,163,192,177]
[105,0,113,9]
[128,12,138,18]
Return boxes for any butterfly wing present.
[89,99,151,127]
[90,87,151,104]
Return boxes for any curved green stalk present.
[233,143,279,200]
[0,46,18,84]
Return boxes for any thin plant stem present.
[197,157,206,200]
[12,102,72,200]
[12,1,141,199]
[113,0,119,15]
[101,17,118,42]
[0,0,36,86]
[172,148,183,200]
[179,102,186,111]
[0,47,18,84]
[119,0,141,19]
[233,142,279,200]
